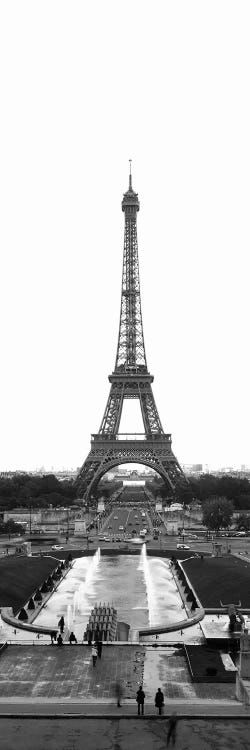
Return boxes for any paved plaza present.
[0,644,235,703]
[0,717,250,750]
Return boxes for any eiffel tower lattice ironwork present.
[76,165,189,501]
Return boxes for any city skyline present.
[1,2,250,472]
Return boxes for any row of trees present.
[189,474,250,510]
[0,473,77,510]
[149,473,250,510]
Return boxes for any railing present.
[92,433,171,442]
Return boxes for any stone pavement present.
[0,644,145,700]
[0,717,250,750]
[0,644,236,702]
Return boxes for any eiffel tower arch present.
[76,164,189,502]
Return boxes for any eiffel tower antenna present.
[76,168,189,501]
[129,159,132,189]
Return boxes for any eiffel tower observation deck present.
[76,164,189,502]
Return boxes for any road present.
[2,488,250,559]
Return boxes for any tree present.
[0,520,26,536]
[202,496,234,532]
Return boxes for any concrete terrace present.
[0,644,236,703]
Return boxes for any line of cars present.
[99,508,150,543]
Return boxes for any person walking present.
[114,681,123,707]
[155,687,164,715]
[58,616,64,634]
[167,712,178,746]
[97,640,103,659]
[136,685,145,715]
[91,643,98,667]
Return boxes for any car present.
[187,534,198,539]
[108,525,112,529]
[119,525,124,530]
[114,516,118,520]
[134,515,138,518]
[176,543,190,550]
[51,545,64,550]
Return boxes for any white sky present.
[0,1,250,472]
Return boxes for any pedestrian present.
[167,712,178,746]
[69,631,77,644]
[91,643,98,667]
[50,630,57,645]
[58,615,65,634]
[114,681,123,707]
[155,687,164,715]
[57,634,63,647]
[97,640,103,658]
[136,685,145,715]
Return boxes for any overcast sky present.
[0,1,249,472]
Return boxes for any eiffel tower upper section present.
[99,164,163,436]
[115,166,147,372]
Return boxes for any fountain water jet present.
[138,545,184,627]
[138,544,158,627]
[71,548,101,620]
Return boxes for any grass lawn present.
[0,556,59,614]
[182,556,250,608]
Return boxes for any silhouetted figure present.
[69,631,77,644]
[97,641,103,658]
[155,687,164,715]
[50,630,57,645]
[57,634,63,647]
[229,613,237,632]
[167,712,178,745]
[115,681,123,707]
[58,616,64,634]
[92,643,98,667]
[136,686,145,715]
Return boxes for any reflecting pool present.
[34,546,186,639]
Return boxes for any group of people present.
[136,686,164,715]
[136,687,177,742]
[50,616,78,647]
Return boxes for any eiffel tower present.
[76,164,189,501]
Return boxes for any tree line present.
[149,473,250,510]
[0,473,77,510]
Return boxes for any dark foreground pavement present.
[0,717,250,750]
